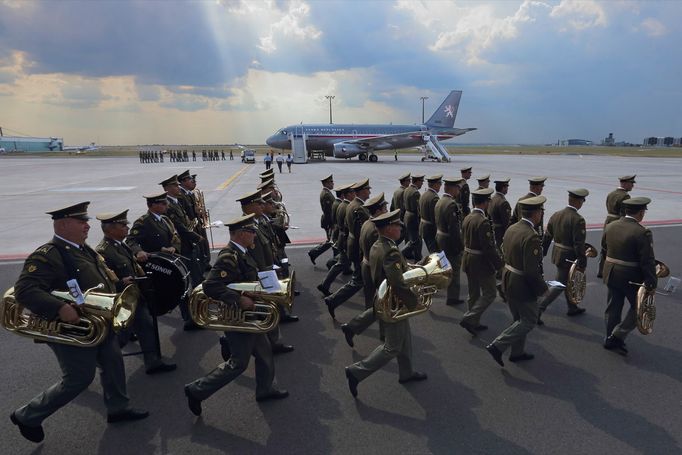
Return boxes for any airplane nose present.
[265,136,274,147]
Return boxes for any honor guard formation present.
[2,166,672,443]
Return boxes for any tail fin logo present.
[444,105,455,118]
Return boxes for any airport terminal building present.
[0,135,63,152]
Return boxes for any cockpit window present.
[281,130,287,135]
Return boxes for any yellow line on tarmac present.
[216,165,250,190]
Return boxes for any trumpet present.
[194,189,210,229]
[565,242,598,306]
[629,260,671,335]
[1,284,138,347]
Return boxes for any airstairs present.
[289,131,308,164]
[425,136,451,162]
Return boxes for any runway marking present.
[216,165,249,190]
[49,186,136,192]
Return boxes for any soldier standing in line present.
[402,174,424,260]
[458,167,472,216]
[390,173,411,246]
[340,193,388,347]
[601,197,657,356]
[460,188,504,335]
[419,174,442,254]
[344,210,427,398]
[95,210,176,375]
[488,178,512,250]
[308,174,335,265]
[324,179,371,319]
[183,215,289,418]
[11,202,149,443]
[486,196,548,367]
[317,184,355,296]
[435,177,465,306]
[597,175,635,278]
[510,176,547,236]
[476,174,490,190]
[539,189,590,324]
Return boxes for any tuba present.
[1,284,138,347]
[565,242,598,305]
[633,260,670,335]
[188,272,295,333]
[375,253,451,323]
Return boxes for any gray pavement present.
[1,153,682,454]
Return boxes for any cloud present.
[550,0,607,31]
[639,17,667,37]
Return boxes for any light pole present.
[325,95,335,124]
[420,96,429,124]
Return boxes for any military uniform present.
[601,198,657,345]
[488,180,511,249]
[319,186,353,293]
[185,216,285,404]
[402,176,424,260]
[435,186,464,305]
[598,175,634,277]
[540,189,589,315]
[458,167,472,216]
[390,173,410,245]
[12,203,143,436]
[419,175,441,254]
[510,177,547,236]
[487,197,548,363]
[126,212,181,255]
[461,191,504,331]
[346,210,424,391]
[308,175,336,262]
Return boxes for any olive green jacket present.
[462,209,503,275]
[488,192,511,247]
[320,188,335,230]
[501,220,548,301]
[334,199,350,252]
[434,193,463,257]
[603,188,630,225]
[359,219,379,261]
[126,212,181,254]
[511,191,544,235]
[203,242,259,308]
[601,217,657,290]
[542,206,587,268]
[369,236,417,312]
[391,185,407,219]
[345,197,370,262]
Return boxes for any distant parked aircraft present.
[265,90,476,162]
[63,142,100,153]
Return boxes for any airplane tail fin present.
[425,90,462,129]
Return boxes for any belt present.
[348,233,356,239]
[505,264,525,276]
[420,219,434,224]
[406,210,417,215]
[554,243,573,250]
[493,223,506,228]
[436,230,450,236]
[464,247,482,255]
[606,213,619,219]
[605,256,638,267]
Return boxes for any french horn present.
[1,284,138,347]
[633,260,670,335]
[374,253,451,323]
[188,272,294,333]
[565,242,598,305]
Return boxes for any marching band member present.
[308,174,335,265]
[598,175,635,278]
[434,177,465,306]
[402,174,424,260]
[418,174,442,254]
[390,173,411,246]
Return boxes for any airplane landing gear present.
[369,154,378,162]
[358,153,367,161]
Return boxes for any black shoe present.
[183,320,202,331]
[146,362,177,375]
[537,317,545,326]
[399,372,428,384]
[597,272,603,279]
[219,336,231,361]
[509,353,535,362]
[341,324,355,348]
[325,298,336,319]
[474,324,488,332]
[184,386,202,416]
[272,343,294,354]
[308,251,317,265]
[293,290,301,296]
[345,367,359,398]
[604,336,628,355]
[317,284,331,297]
[459,320,477,336]
[325,260,335,270]
[107,408,150,423]
[446,299,465,306]
[10,412,44,443]
[256,389,289,402]
[567,307,586,316]
[486,344,504,367]
[280,314,300,323]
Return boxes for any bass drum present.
[143,253,191,316]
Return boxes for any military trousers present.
[347,319,414,382]
[539,262,573,313]
[403,213,422,260]
[308,228,333,260]
[462,270,497,326]
[327,259,363,310]
[188,332,275,401]
[444,250,463,303]
[605,285,639,340]
[321,249,349,290]
[15,330,130,426]
[118,299,163,370]
[491,297,539,357]
[346,263,383,337]
[419,220,438,254]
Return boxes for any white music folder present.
[258,270,281,293]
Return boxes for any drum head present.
[144,253,191,316]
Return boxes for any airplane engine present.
[333,143,363,158]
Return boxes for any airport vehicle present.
[241,149,256,163]
[265,90,475,162]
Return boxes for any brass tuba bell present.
[634,260,671,335]
[1,284,138,347]
[188,272,295,333]
[565,242,598,306]
[374,253,451,323]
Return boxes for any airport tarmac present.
[0,153,681,454]
[0,153,680,257]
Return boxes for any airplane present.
[63,142,100,153]
[265,90,476,162]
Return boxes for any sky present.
[0,0,680,146]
